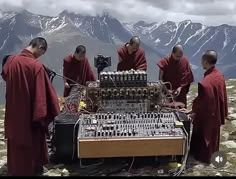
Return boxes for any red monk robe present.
[117,44,147,71]
[1,49,60,176]
[63,55,96,97]
[190,67,228,164]
[157,55,194,107]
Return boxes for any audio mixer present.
[77,112,187,158]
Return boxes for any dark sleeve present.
[86,60,96,81]
[63,58,70,82]
[192,83,205,114]
[134,50,147,71]
[2,55,11,68]
[180,63,194,88]
[33,66,60,128]
[1,55,12,81]
[221,81,228,125]
[157,58,168,71]
[117,48,124,71]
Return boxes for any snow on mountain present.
[1,10,236,81]
[124,20,236,76]
[1,9,236,104]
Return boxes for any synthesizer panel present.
[55,70,189,161]
[86,81,163,112]
[77,112,186,158]
[99,70,147,87]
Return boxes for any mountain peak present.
[60,10,71,16]
[182,19,192,24]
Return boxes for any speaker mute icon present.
[211,151,227,168]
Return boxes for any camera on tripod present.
[94,54,112,77]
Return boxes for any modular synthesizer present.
[54,70,190,161]
[86,70,163,112]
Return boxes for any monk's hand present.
[179,108,191,114]
[65,82,70,88]
[174,87,182,96]
[188,113,196,123]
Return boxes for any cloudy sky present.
[0,0,236,25]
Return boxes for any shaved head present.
[27,37,47,58]
[171,44,184,61]
[201,50,217,70]
[202,50,217,65]
[172,44,184,54]
[29,37,47,51]
[130,36,141,45]
[128,36,141,53]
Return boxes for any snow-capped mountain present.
[124,20,236,78]
[0,10,159,79]
[0,10,236,103]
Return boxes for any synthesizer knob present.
[113,89,118,96]
[101,89,106,97]
[120,89,125,97]
[154,88,159,97]
[131,88,136,96]
[154,113,158,118]
[94,91,98,97]
[145,113,148,118]
[130,113,133,119]
[123,114,126,120]
[126,88,131,97]
[151,113,154,118]
[137,88,142,95]
[150,90,154,97]
[107,89,112,97]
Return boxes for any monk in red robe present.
[188,50,227,164]
[157,45,194,107]
[1,37,60,176]
[63,45,96,97]
[117,36,147,71]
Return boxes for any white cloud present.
[0,0,236,25]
